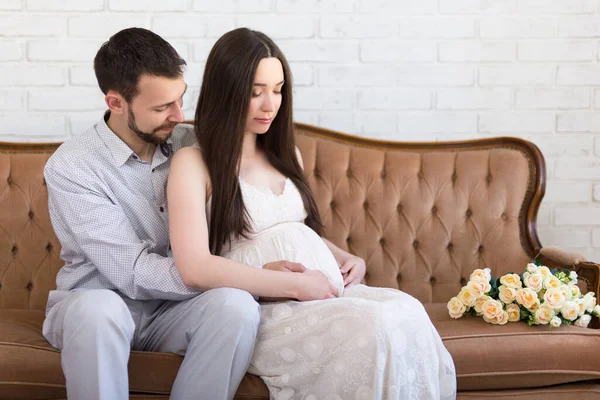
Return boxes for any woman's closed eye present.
[252,91,282,98]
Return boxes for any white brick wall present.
[1,0,599,258]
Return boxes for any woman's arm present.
[294,146,366,287]
[167,146,338,300]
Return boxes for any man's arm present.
[45,159,200,301]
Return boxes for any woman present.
[168,28,456,399]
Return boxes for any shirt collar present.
[96,111,174,168]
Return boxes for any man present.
[42,27,334,400]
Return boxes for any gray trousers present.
[42,288,261,400]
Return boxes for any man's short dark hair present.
[94,27,186,103]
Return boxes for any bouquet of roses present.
[447,262,600,328]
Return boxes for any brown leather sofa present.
[1,123,599,400]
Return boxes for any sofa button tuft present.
[26,282,33,291]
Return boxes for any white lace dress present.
[218,177,457,400]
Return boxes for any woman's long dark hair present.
[194,28,323,256]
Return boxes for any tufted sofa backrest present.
[0,124,546,310]
[0,145,63,310]
[295,123,545,304]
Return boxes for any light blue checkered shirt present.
[44,113,199,313]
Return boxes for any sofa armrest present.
[538,246,586,266]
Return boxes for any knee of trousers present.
[62,290,135,338]
[195,288,260,334]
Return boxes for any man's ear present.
[105,91,125,115]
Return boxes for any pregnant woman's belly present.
[223,222,345,296]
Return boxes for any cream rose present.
[583,292,597,312]
[498,285,517,304]
[594,305,600,316]
[576,299,586,316]
[474,295,491,315]
[543,275,561,290]
[500,273,522,289]
[470,268,491,282]
[574,314,592,328]
[538,266,551,277]
[529,299,541,312]
[482,299,504,320]
[560,301,579,321]
[570,284,581,299]
[516,288,538,310]
[467,279,491,297]
[457,287,478,307]
[559,284,572,301]
[550,316,562,328]
[523,273,544,292]
[506,303,521,322]
[569,270,578,282]
[544,287,567,310]
[447,297,466,319]
[494,311,509,325]
[526,263,539,273]
[534,304,554,325]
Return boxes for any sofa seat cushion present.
[0,309,269,399]
[3,306,600,398]
[426,303,600,391]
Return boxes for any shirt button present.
[132,155,138,160]
[159,206,164,212]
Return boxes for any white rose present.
[516,288,539,310]
[559,284,572,301]
[594,305,600,317]
[498,285,517,304]
[560,301,579,321]
[523,273,544,292]
[447,297,466,319]
[576,299,586,317]
[569,271,578,281]
[467,279,491,297]
[550,316,562,328]
[527,263,538,273]
[474,295,491,315]
[543,275,561,290]
[470,269,491,283]
[534,304,554,325]
[506,303,521,322]
[482,299,504,320]
[583,292,597,312]
[457,287,478,308]
[500,273,523,289]
[570,285,581,299]
[494,311,509,325]
[538,266,551,277]
[574,314,592,328]
[544,287,567,310]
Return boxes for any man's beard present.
[127,108,177,145]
